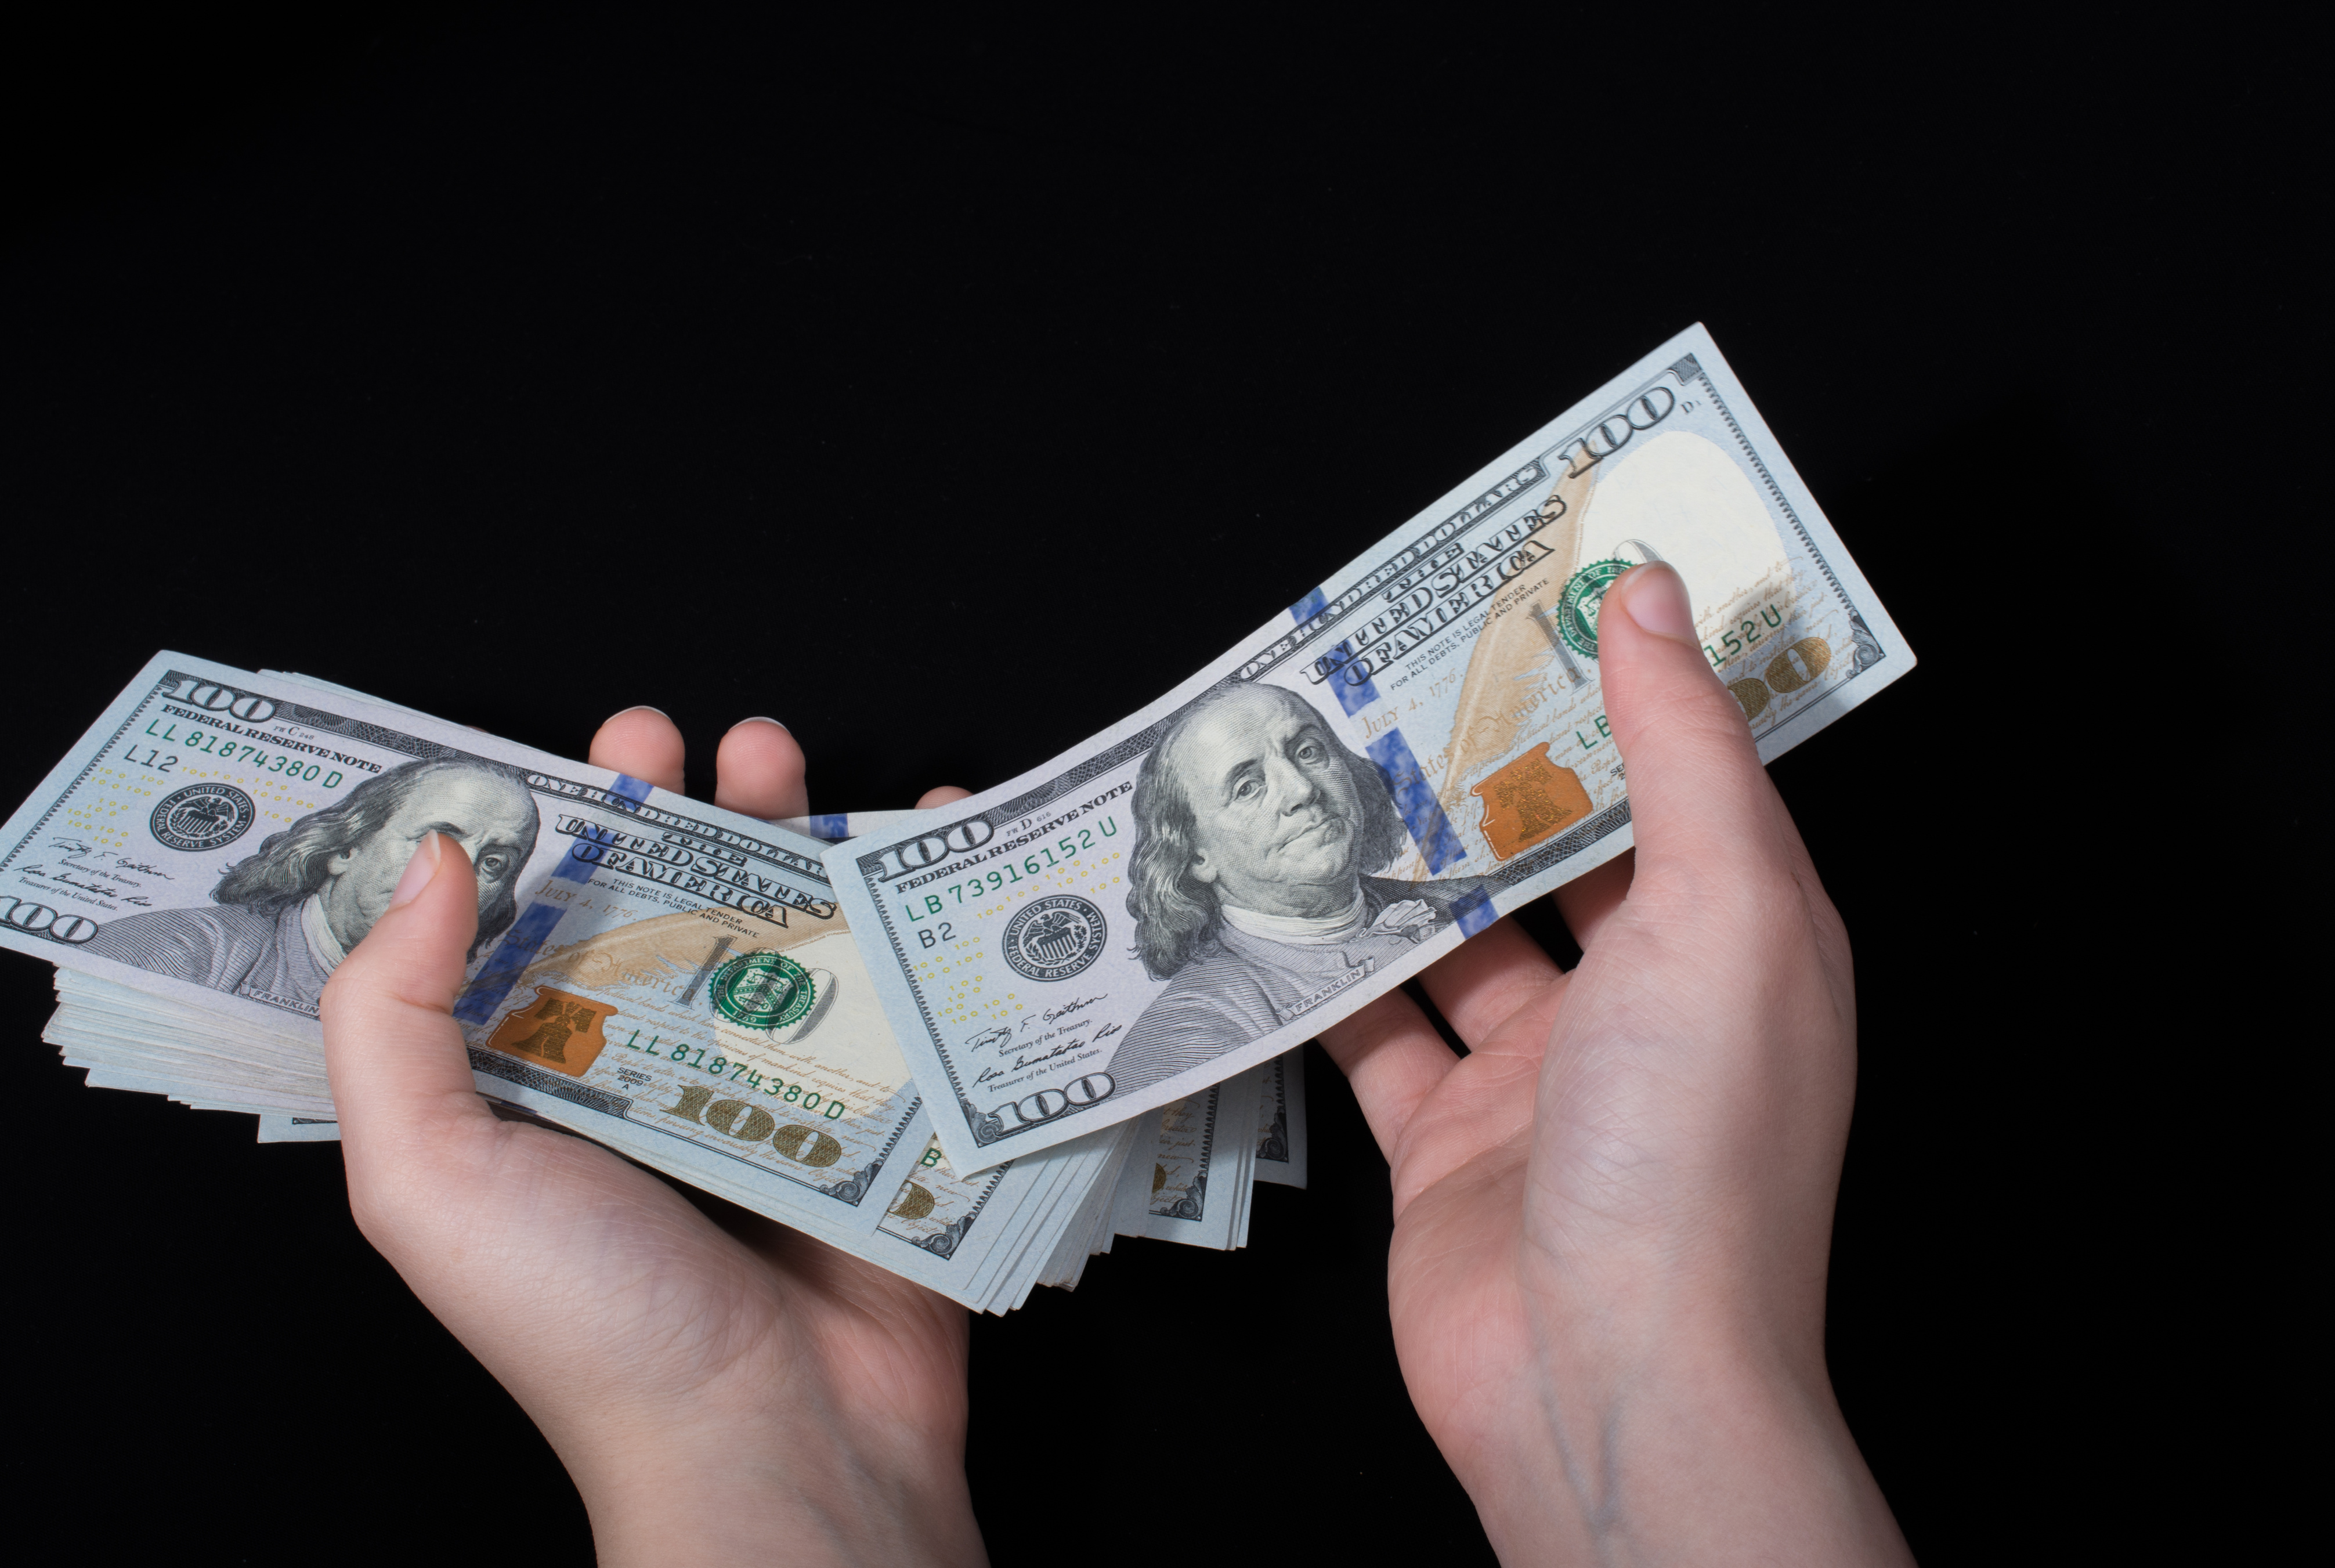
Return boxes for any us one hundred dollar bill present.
[0,654,932,1237]
[825,324,1913,1172]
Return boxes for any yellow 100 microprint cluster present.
[71,742,332,856]
[915,842,1127,1031]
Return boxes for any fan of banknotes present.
[0,326,1910,1312]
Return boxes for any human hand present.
[321,712,988,1568]
[1317,565,1913,1564]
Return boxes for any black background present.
[0,9,2307,1563]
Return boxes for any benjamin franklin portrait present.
[1107,683,1483,1094]
[87,758,540,1013]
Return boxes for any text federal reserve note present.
[826,324,1912,1171]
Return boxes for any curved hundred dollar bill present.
[823,324,1914,1172]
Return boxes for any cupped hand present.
[1317,565,1913,1564]
[321,711,988,1568]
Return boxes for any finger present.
[1412,917,1564,1051]
[916,785,971,809]
[1313,988,1459,1165]
[588,706,686,794]
[713,718,808,820]
[320,835,496,1211]
[1597,563,1805,895]
[1552,848,1633,951]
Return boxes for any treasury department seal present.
[1555,558,1632,658]
[149,783,257,852]
[1002,894,1107,982]
[710,950,818,1031]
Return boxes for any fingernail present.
[729,717,788,732]
[389,833,443,911]
[609,705,670,722]
[1620,563,1695,641]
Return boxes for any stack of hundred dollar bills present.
[1,326,1911,1312]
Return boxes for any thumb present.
[1597,563,1800,891]
[320,833,498,1203]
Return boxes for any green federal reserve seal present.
[710,951,817,1031]
[1554,559,1632,658]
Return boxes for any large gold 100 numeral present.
[1726,636,1832,722]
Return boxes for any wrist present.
[558,1402,984,1568]
[1452,1280,1906,1565]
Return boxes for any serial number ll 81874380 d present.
[620,1029,848,1118]
[126,720,345,786]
